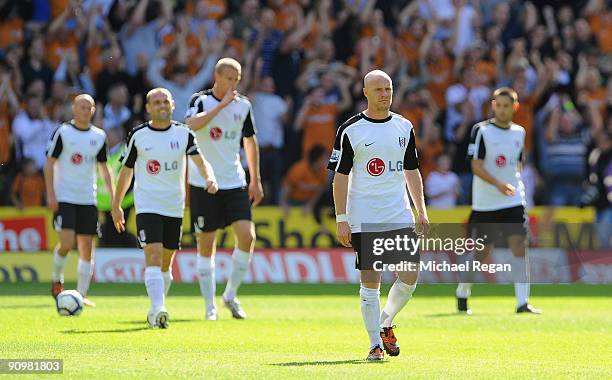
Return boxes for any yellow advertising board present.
[0,206,597,250]
[0,252,78,282]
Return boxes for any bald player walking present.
[330,70,429,360]
[46,94,114,306]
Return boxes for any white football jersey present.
[185,89,256,189]
[467,119,526,211]
[120,121,201,218]
[328,112,419,233]
[46,122,107,205]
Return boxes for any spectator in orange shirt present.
[280,145,330,225]
[295,76,351,156]
[10,158,45,209]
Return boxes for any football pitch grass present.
[1,283,610,379]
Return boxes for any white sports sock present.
[162,271,173,297]
[77,259,93,296]
[197,256,216,309]
[513,255,529,306]
[223,248,251,301]
[360,286,383,349]
[456,283,472,298]
[144,266,164,309]
[380,279,416,327]
[52,246,67,282]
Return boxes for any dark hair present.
[308,145,327,165]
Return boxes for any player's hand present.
[249,180,264,207]
[496,182,516,196]
[220,88,236,107]
[336,221,352,247]
[111,206,125,233]
[205,179,218,194]
[416,212,430,236]
[47,194,58,212]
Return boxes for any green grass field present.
[1,283,610,379]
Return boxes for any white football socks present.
[360,286,383,349]
[380,279,416,327]
[162,271,173,297]
[52,246,67,282]
[77,259,93,296]
[223,248,251,301]
[513,255,529,307]
[144,266,164,310]
[197,256,216,310]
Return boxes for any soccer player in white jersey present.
[111,88,218,328]
[456,87,541,314]
[45,94,114,307]
[185,58,263,320]
[329,70,429,361]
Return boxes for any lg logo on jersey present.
[70,153,95,165]
[366,158,404,176]
[495,155,507,168]
[146,160,179,175]
[210,127,238,141]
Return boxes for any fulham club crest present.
[398,136,406,148]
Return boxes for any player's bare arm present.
[404,169,429,226]
[43,156,58,212]
[186,88,236,131]
[471,159,516,196]
[97,162,114,206]
[110,166,134,233]
[332,172,351,247]
[189,153,218,194]
[243,135,264,206]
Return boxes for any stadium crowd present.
[0,0,610,220]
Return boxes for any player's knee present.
[236,226,255,247]
[58,242,72,255]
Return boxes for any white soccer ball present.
[56,290,84,316]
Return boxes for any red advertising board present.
[0,217,48,251]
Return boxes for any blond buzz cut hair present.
[73,93,95,106]
[493,87,518,103]
[215,57,242,76]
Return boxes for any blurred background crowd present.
[0,0,610,226]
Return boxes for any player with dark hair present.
[457,87,541,314]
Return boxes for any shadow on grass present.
[0,303,51,309]
[61,327,150,334]
[270,359,387,366]
[119,318,200,325]
[424,312,488,317]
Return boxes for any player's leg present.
[52,203,76,298]
[191,185,220,319]
[74,204,99,306]
[161,249,175,297]
[456,211,494,313]
[160,215,183,298]
[75,235,95,306]
[222,219,254,319]
[144,242,169,328]
[221,187,255,319]
[137,213,169,328]
[379,260,419,357]
[196,232,217,319]
[508,234,541,314]
[361,269,384,360]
